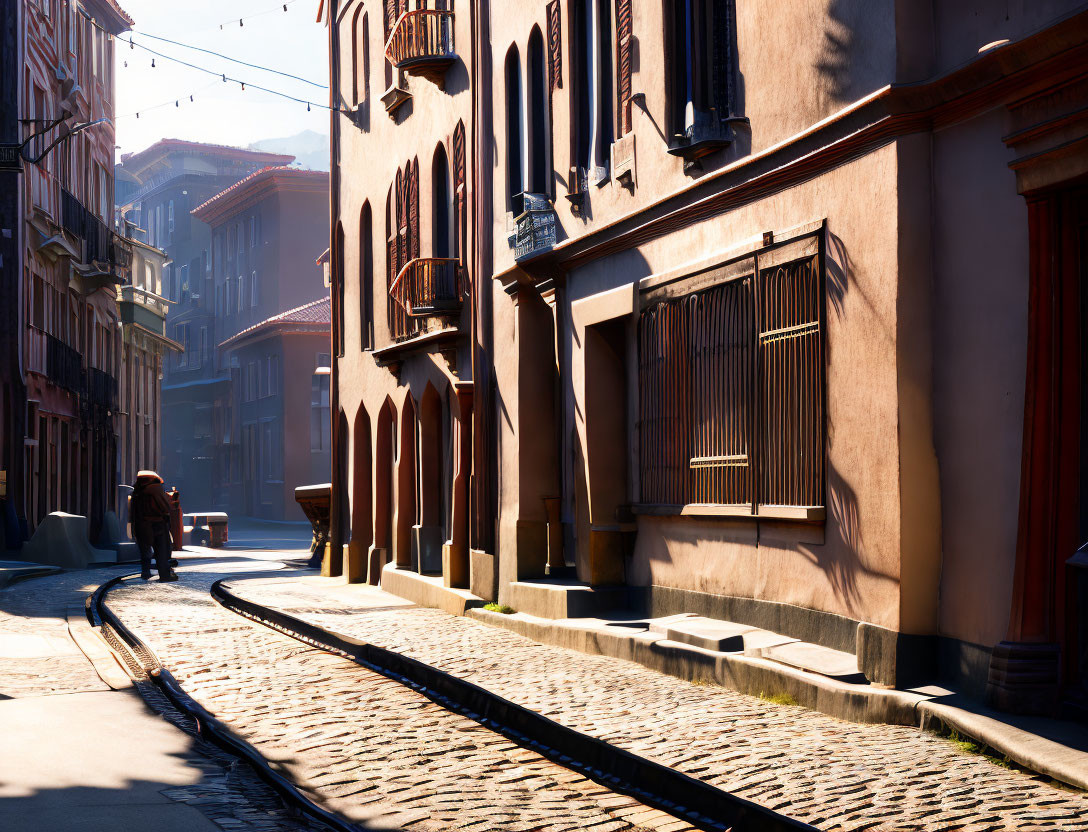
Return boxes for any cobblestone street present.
[0,564,336,832]
[98,556,1088,832]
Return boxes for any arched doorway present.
[371,398,396,585]
[394,396,417,569]
[417,383,444,574]
[347,405,372,583]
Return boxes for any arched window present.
[528,27,550,195]
[351,5,363,105]
[360,201,374,350]
[432,143,451,258]
[504,45,523,210]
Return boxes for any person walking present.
[130,471,178,582]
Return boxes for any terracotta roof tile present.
[191,166,327,218]
[219,296,331,349]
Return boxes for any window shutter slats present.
[615,0,633,134]
[408,158,420,261]
[547,0,563,91]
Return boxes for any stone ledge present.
[381,563,485,617]
[466,608,925,726]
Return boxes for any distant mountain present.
[249,130,330,171]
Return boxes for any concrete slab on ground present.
[0,690,221,832]
[0,560,62,588]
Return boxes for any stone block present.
[856,622,936,688]
[470,548,496,601]
[20,512,116,570]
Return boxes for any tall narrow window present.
[351,5,363,105]
[569,0,592,175]
[335,222,345,356]
[594,0,614,168]
[528,28,550,195]
[667,0,737,155]
[616,0,633,134]
[432,144,451,258]
[504,46,523,209]
[360,202,374,350]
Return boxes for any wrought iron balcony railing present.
[60,187,111,265]
[46,334,84,395]
[85,367,118,411]
[513,197,557,261]
[389,257,464,318]
[384,9,456,86]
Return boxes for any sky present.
[113,0,330,157]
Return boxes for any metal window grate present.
[638,234,824,512]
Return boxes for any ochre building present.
[324,0,1088,717]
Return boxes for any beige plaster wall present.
[555,144,906,631]
[931,108,1030,649]
[488,0,902,280]
[333,0,476,557]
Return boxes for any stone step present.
[649,615,797,654]
[506,580,634,619]
[760,640,865,682]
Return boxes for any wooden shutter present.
[547,0,563,92]
[408,158,420,261]
[452,121,467,269]
[615,0,632,134]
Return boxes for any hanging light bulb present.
[239,18,244,26]
[175,100,179,107]
[222,74,227,82]
[136,112,140,119]
[151,58,155,67]
[190,95,194,102]
[307,102,311,111]
[123,60,127,67]
[283,3,287,9]
[129,37,134,49]
[241,82,245,91]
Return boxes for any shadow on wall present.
[814,0,881,106]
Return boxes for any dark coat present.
[130,474,173,546]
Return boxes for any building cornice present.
[192,168,330,226]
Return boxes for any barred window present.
[638,232,824,513]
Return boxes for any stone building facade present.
[115,141,295,511]
[326,1,1088,716]
[0,0,133,548]
[190,167,331,521]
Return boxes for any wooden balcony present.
[384,10,456,87]
[389,257,464,319]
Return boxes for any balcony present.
[389,257,464,318]
[46,334,84,395]
[513,197,557,261]
[85,367,118,411]
[384,9,456,87]
[60,187,112,267]
[119,285,170,335]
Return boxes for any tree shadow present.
[814,0,874,105]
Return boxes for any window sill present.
[631,503,825,522]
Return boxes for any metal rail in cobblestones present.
[210,579,818,832]
[88,574,368,832]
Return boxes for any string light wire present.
[130,31,326,89]
[125,37,339,114]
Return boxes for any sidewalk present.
[219,572,1088,830]
[0,567,326,832]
